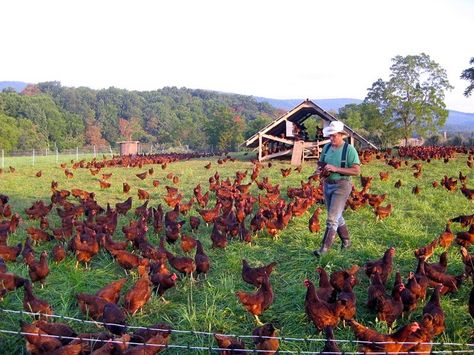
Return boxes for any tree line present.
[1,53,471,152]
[0,83,279,152]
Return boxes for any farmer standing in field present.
[313,120,361,257]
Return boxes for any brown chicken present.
[425,251,448,273]
[0,271,27,293]
[367,272,386,311]
[236,275,274,325]
[166,250,196,279]
[304,278,342,332]
[330,264,359,292]
[455,224,474,247]
[460,246,474,276]
[137,188,150,200]
[124,274,152,315]
[195,240,210,277]
[214,333,246,355]
[76,293,109,320]
[414,237,439,260]
[424,262,466,295]
[123,182,131,194]
[375,282,405,328]
[197,203,222,224]
[33,319,77,346]
[102,301,127,335]
[348,319,420,354]
[115,197,133,215]
[124,329,170,354]
[26,227,54,244]
[73,233,100,268]
[52,244,66,263]
[438,222,454,248]
[364,247,395,286]
[26,250,50,287]
[241,259,277,288]
[401,272,422,314]
[96,278,127,303]
[252,323,279,354]
[130,322,172,344]
[150,262,177,300]
[180,233,197,253]
[136,171,148,180]
[20,320,63,353]
[422,285,445,336]
[374,203,393,220]
[315,266,336,303]
[23,280,53,316]
[111,249,149,274]
[308,207,322,233]
[399,313,435,355]
[338,273,357,323]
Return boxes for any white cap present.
[322,121,347,137]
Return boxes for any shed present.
[243,99,377,165]
[117,141,140,156]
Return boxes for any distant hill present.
[253,97,363,112]
[0,81,28,92]
[255,96,474,132]
[2,81,473,131]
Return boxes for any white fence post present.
[76,147,79,161]
[1,150,4,169]
[109,145,113,158]
[56,149,59,164]
[45,148,48,157]
[93,145,96,158]
[32,149,35,166]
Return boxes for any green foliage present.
[460,57,474,97]
[365,53,453,144]
[338,103,400,147]
[0,113,20,152]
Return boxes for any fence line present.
[1,308,473,350]
[1,329,473,354]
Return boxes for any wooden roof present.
[244,100,378,149]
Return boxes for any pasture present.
[0,148,473,353]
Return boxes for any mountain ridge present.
[1,81,473,131]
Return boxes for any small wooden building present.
[243,100,377,165]
[117,141,140,156]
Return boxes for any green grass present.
[0,151,473,353]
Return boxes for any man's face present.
[329,133,344,145]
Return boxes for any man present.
[313,120,361,257]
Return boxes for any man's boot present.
[337,224,351,249]
[313,228,337,257]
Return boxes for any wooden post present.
[350,135,354,146]
[32,149,35,166]
[1,149,4,169]
[258,133,262,162]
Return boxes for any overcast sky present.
[2,0,474,112]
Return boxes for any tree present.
[365,53,453,145]
[338,103,399,147]
[0,113,20,152]
[461,57,474,97]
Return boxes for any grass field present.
[0,149,473,353]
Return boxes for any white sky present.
[2,0,474,112]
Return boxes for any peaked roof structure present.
[244,99,377,149]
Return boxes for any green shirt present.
[320,143,360,180]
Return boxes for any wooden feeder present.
[117,141,140,156]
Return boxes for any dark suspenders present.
[320,142,349,168]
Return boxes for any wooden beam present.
[261,134,295,145]
[258,133,262,162]
[260,149,292,161]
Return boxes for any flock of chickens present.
[0,146,473,354]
